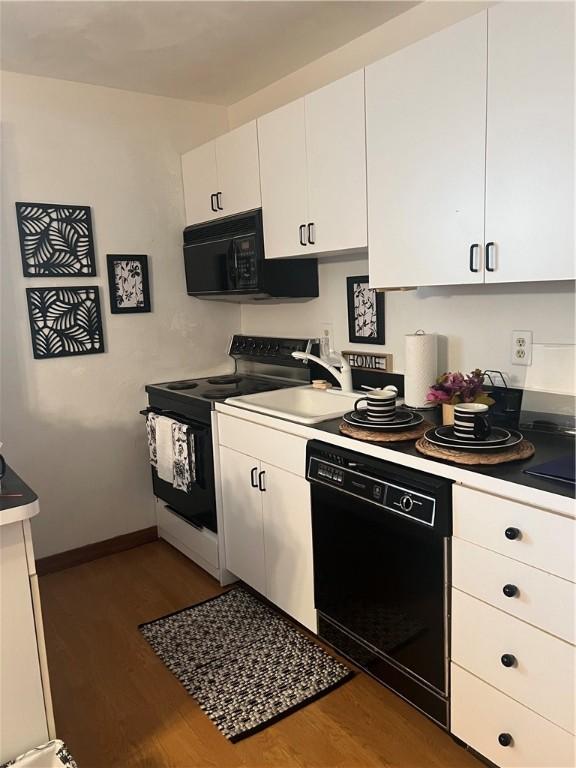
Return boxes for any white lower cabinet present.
[220,446,267,595]
[452,665,575,768]
[262,467,315,631]
[218,428,315,632]
[452,589,575,734]
[451,485,576,766]
[1,520,55,764]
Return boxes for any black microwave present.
[183,209,318,301]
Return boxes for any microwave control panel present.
[231,235,258,289]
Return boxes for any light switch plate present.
[511,330,533,366]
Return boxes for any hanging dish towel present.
[155,415,175,484]
[172,421,196,492]
[146,412,159,469]
[0,739,78,768]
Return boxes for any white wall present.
[241,255,575,393]
[0,71,239,558]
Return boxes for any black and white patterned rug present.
[139,587,353,742]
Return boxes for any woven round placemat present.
[339,420,433,443]
[415,437,535,465]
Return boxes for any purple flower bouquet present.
[426,369,495,406]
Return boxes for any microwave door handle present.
[227,245,238,290]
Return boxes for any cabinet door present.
[215,121,261,217]
[261,464,316,632]
[305,70,367,255]
[484,2,575,283]
[220,446,266,594]
[366,12,487,288]
[181,140,219,225]
[258,98,309,259]
[1,523,49,763]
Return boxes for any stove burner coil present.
[207,376,242,385]
[202,388,242,400]
[165,381,199,391]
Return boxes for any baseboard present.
[36,526,158,576]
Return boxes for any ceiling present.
[0,1,415,105]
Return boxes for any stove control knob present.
[400,494,413,513]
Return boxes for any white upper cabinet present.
[258,98,309,260]
[366,13,487,289]
[214,121,261,220]
[181,140,219,225]
[484,2,575,283]
[305,70,367,256]
[181,121,261,226]
[258,71,367,259]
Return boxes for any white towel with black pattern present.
[155,415,174,484]
[146,412,159,469]
[172,421,196,492]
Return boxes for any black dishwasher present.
[306,440,453,727]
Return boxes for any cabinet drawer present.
[454,485,575,582]
[452,589,575,733]
[217,414,306,476]
[452,538,575,644]
[452,665,575,768]
[157,504,218,571]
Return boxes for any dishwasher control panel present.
[307,456,436,526]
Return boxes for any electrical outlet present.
[511,330,533,366]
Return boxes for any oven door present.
[141,408,216,532]
[311,483,448,696]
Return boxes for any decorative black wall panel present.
[26,287,105,359]
[16,202,96,277]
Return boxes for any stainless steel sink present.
[226,385,360,424]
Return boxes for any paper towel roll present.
[404,331,438,408]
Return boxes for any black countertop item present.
[314,418,576,501]
[0,464,38,512]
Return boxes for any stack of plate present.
[423,425,523,451]
[342,408,424,431]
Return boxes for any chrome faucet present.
[291,351,353,393]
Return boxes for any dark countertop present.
[0,464,38,512]
[314,417,575,501]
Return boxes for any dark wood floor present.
[40,540,479,768]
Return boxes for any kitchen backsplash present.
[240,254,575,395]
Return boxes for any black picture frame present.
[346,275,385,345]
[16,202,96,277]
[106,254,151,314]
[26,286,105,360]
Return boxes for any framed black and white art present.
[106,255,151,314]
[346,275,385,345]
[16,202,96,277]
[26,287,105,359]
